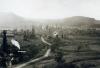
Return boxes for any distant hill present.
[0,12,36,30]
[63,16,95,24]
[34,16,100,28]
[0,13,100,30]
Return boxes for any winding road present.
[14,48,51,68]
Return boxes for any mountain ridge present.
[0,13,100,29]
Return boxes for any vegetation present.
[0,22,100,68]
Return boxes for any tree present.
[30,26,36,39]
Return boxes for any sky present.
[0,0,100,19]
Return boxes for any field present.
[10,25,100,68]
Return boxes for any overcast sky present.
[0,0,100,19]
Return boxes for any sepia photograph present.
[0,0,100,68]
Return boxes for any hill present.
[0,13,100,30]
[0,12,36,30]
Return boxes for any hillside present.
[1,13,100,68]
[0,12,36,30]
[0,13,100,30]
